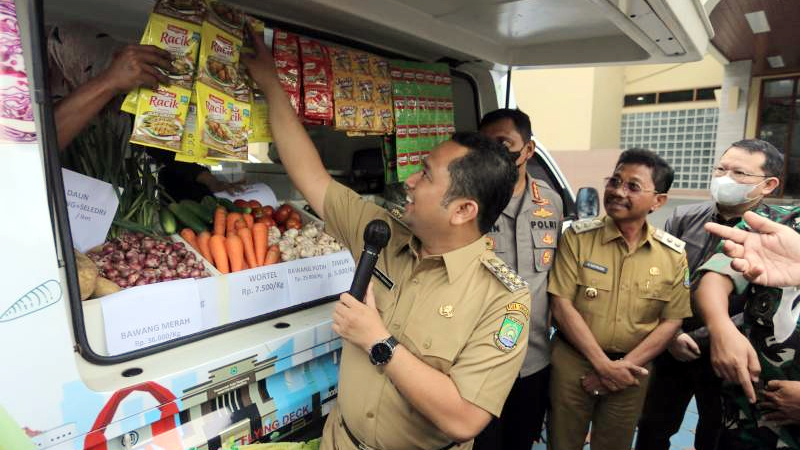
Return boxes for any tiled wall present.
[620,108,719,190]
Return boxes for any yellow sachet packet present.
[196,83,251,162]
[130,85,192,152]
[197,21,243,99]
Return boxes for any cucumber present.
[179,199,214,224]
[168,203,207,233]
[201,195,219,213]
[159,207,177,234]
[216,197,251,214]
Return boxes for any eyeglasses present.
[604,177,659,195]
[711,167,769,183]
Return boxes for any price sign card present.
[101,278,202,355]
[62,168,119,252]
[284,251,355,305]
[216,182,278,208]
[227,264,290,321]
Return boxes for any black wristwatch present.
[369,336,399,366]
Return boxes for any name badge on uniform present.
[372,267,394,291]
[583,261,608,274]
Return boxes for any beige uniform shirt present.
[486,176,563,376]
[324,181,530,450]
[547,216,691,353]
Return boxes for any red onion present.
[183,252,195,263]
[111,251,125,262]
[142,268,158,279]
[161,268,176,278]
[118,240,131,252]
[144,256,160,269]
[135,232,145,239]
[141,237,155,251]
[127,273,140,285]
[105,268,119,279]
[166,254,178,269]
[134,278,148,286]
[176,248,188,257]
[161,276,174,282]
[129,261,143,271]
[102,243,115,255]
[190,269,201,278]
[172,242,185,250]
[115,278,129,288]
[125,250,140,264]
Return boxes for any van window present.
[451,70,479,131]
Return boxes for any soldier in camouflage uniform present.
[696,204,800,449]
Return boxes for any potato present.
[75,250,98,300]
[91,277,122,299]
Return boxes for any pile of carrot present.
[178,206,280,274]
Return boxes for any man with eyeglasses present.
[473,109,563,450]
[547,148,691,450]
[636,139,783,450]
[693,143,800,449]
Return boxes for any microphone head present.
[363,219,391,251]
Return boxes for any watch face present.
[370,342,392,364]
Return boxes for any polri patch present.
[495,315,524,352]
[372,267,394,291]
[683,267,690,288]
[583,261,608,274]
[506,302,530,320]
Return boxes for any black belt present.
[340,416,457,450]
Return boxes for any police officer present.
[243,32,531,450]
[474,109,563,450]
[547,148,692,450]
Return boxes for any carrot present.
[265,244,280,266]
[225,234,245,272]
[237,227,258,269]
[209,235,229,274]
[180,228,198,250]
[213,206,226,236]
[242,213,254,230]
[196,231,213,263]
[234,219,247,231]
[226,212,242,236]
[252,223,268,266]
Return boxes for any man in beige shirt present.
[547,149,692,450]
[243,30,530,450]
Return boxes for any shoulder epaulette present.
[481,255,528,293]
[653,228,685,253]
[386,206,410,229]
[571,218,604,234]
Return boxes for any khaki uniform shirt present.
[323,181,530,450]
[547,216,691,353]
[487,175,563,376]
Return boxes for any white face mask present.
[710,175,764,206]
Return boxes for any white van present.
[1,0,711,449]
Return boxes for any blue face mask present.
[710,175,765,206]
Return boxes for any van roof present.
[47,0,713,67]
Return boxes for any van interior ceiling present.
[46,0,712,68]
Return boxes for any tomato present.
[233,199,248,208]
[285,218,302,230]
[261,205,274,219]
[247,199,262,210]
[288,211,302,224]
[278,224,286,233]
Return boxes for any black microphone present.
[349,219,391,302]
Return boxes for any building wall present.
[591,66,625,149]
[513,67,595,151]
[623,53,724,94]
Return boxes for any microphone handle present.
[349,247,379,302]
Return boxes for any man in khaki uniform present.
[243,32,530,450]
[547,149,692,450]
[475,109,563,450]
